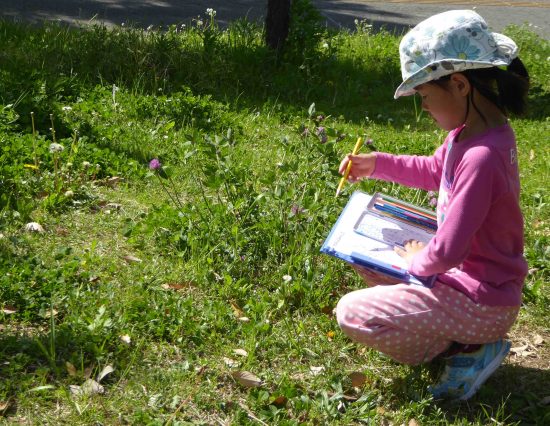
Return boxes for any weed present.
[0,15,548,425]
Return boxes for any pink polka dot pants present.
[336,281,519,365]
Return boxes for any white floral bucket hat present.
[394,10,518,98]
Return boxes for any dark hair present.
[434,58,530,121]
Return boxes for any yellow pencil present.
[335,137,363,198]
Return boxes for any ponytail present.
[497,57,530,115]
[462,58,530,116]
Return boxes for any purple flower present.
[316,114,325,123]
[429,197,437,207]
[427,191,436,198]
[149,158,162,170]
[366,138,374,146]
[290,204,304,215]
[315,126,328,143]
[301,128,310,138]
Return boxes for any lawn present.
[0,3,549,425]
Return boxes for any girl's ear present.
[450,73,471,97]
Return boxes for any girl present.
[335,10,529,401]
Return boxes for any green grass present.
[1,5,549,425]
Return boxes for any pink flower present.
[429,197,437,207]
[149,158,162,170]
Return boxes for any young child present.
[336,10,529,401]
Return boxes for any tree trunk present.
[265,0,291,51]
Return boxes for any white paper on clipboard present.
[353,209,434,248]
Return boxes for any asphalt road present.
[1,1,549,39]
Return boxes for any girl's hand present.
[394,240,425,267]
[339,153,377,182]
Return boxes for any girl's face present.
[415,77,468,130]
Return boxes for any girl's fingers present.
[338,155,350,174]
[394,246,406,257]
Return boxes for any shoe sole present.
[458,340,511,401]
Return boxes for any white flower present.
[206,8,216,17]
[64,190,74,198]
[120,334,131,345]
[49,143,65,153]
[82,161,91,168]
[282,275,292,282]
[196,20,203,27]
[25,222,45,233]
[62,106,72,112]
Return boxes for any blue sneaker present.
[429,340,512,401]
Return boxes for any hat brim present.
[394,58,510,99]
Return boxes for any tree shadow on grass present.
[429,363,550,424]
[0,16,547,169]
[0,324,122,413]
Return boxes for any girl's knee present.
[335,292,359,328]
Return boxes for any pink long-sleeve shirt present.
[372,123,527,307]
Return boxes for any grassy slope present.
[0,13,549,425]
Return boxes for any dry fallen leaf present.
[233,349,248,357]
[66,362,77,377]
[230,301,245,318]
[231,371,262,388]
[83,366,93,379]
[272,395,288,407]
[510,344,529,355]
[1,306,17,315]
[533,334,544,346]
[320,306,333,316]
[122,255,142,263]
[105,176,123,187]
[409,419,420,426]
[237,317,250,322]
[161,283,185,291]
[55,227,69,236]
[41,309,58,318]
[97,365,114,383]
[0,399,10,413]
[349,371,367,387]
[70,379,104,396]
[309,366,325,376]
[376,406,386,415]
